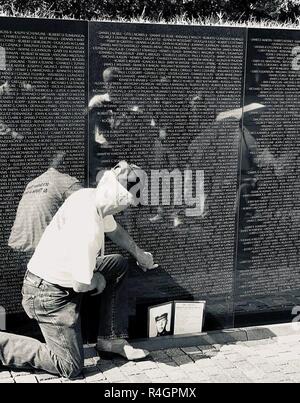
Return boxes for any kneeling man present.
[0,162,157,379]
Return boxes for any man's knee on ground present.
[56,352,84,380]
[60,360,84,380]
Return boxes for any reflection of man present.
[149,76,186,228]
[0,53,32,141]
[88,67,125,184]
[215,105,282,214]
[88,66,147,185]
[149,126,183,227]
[216,104,277,174]
[8,151,82,256]
[0,161,157,379]
[0,48,10,96]
[0,67,20,140]
[89,67,122,146]
[188,102,280,216]
[0,79,11,96]
[155,313,170,337]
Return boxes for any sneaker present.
[96,339,149,361]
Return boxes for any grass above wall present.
[0,5,299,29]
[114,15,300,29]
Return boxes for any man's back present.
[9,168,81,253]
[27,188,116,288]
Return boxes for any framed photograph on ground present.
[148,302,173,338]
[173,301,206,336]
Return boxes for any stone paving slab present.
[1,324,300,383]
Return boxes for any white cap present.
[96,171,135,210]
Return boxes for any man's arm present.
[107,223,141,258]
[106,223,158,271]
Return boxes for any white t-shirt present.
[28,189,117,288]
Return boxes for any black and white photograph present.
[0,0,300,389]
[148,302,173,338]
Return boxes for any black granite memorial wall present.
[0,17,88,333]
[88,22,246,336]
[0,17,299,339]
[235,28,300,327]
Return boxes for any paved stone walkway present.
[1,333,300,383]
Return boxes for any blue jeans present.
[0,254,129,379]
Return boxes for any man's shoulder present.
[27,168,75,184]
[25,170,48,186]
[49,168,76,180]
[66,188,95,204]
[47,169,80,189]
[59,188,99,225]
